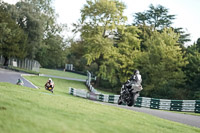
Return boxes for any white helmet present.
[48,78,52,82]
[134,70,140,75]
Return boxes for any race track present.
[0,68,37,88]
[99,102,200,128]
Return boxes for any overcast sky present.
[3,0,200,44]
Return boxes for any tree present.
[65,40,89,72]
[7,0,63,60]
[133,4,175,30]
[36,33,67,68]
[133,4,190,47]
[139,29,188,99]
[77,0,127,86]
[108,26,141,84]
[184,38,200,99]
[173,27,191,48]
[7,1,43,59]
[0,2,27,66]
[196,38,200,52]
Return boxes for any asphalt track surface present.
[0,68,200,128]
[0,68,37,88]
[98,102,200,128]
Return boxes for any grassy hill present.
[0,76,200,133]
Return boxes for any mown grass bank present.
[0,76,200,133]
[39,68,115,95]
[39,68,88,80]
[24,75,88,95]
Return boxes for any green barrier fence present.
[69,71,200,113]
[69,87,200,113]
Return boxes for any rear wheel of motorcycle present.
[118,96,123,105]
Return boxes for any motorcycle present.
[118,82,142,106]
[45,82,54,93]
[16,82,24,86]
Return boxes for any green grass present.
[0,76,200,133]
[39,68,115,94]
[39,68,87,80]
[24,75,88,94]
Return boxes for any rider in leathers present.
[126,70,143,93]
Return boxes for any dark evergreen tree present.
[133,4,190,47]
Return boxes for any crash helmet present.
[134,69,140,75]
[48,78,52,83]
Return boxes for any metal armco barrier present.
[86,71,101,94]
[69,87,119,104]
[134,97,200,113]
[69,87,200,113]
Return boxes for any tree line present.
[0,0,67,68]
[0,0,199,100]
[67,0,200,100]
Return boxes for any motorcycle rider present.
[126,69,143,92]
[16,78,24,86]
[118,69,143,106]
[45,78,55,93]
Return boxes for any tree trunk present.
[95,76,101,87]
[95,54,104,87]
[3,56,9,66]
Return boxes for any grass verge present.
[39,68,87,80]
[0,76,200,133]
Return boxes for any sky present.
[3,0,200,44]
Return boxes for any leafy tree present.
[23,0,64,36]
[73,0,143,88]
[36,33,67,68]
[7,1,44,59]
[138,28,188,99]
[7,0,64,61]
[65,40,89,72]
[12,0,66,68]
[77,0,127,86]
[111,26,141,84]
[184,38,200,99]
[0,0,66,68]
[0,2,27,66]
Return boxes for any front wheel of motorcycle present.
[128,93,139,107]
[118,96,123,105]
[127,93,134,107]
